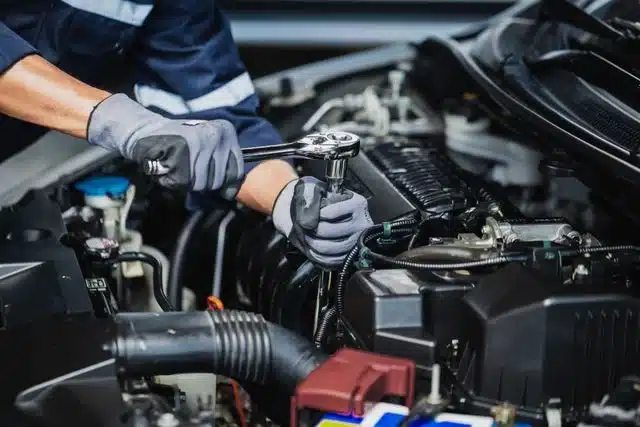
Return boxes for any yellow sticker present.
[316,419,360,427]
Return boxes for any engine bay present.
[2,1,640,426]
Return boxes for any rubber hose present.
[110,252,172,312]
[169,210,206,310]
[367,250,526,270]
[110,310,328,394]
[395,246,500,263]
[358,226,528,270]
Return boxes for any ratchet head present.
[294,131,360,160]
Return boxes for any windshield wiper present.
[526,49,640,105]
[537,0,629,41]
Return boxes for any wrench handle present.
[241,143,300,163]
[143,142,300,176]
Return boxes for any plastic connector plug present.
[291,348,415,427]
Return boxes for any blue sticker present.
[375,413,406,427]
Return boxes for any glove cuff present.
[87,93,168,157]
[271,178,299,237]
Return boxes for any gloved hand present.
[87,94,244,199]
[272,176,373,268]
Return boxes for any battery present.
[313,403,533,427]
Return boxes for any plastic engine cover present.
[457,263,640,417]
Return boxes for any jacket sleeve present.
[0,22,38,74]
[131,0,283,160]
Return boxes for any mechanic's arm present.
[0,24,110,137]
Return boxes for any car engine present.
[1,1,640,427]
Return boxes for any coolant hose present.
[111,252,172,312]
[169,210,206,310]
[109,310,328,394]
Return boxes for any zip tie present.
[359,247,370,268]
[382,222,392,238]
[378,222,395,245]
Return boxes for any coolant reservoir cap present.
[75,176,130,197]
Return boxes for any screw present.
[388,70,405,100]
[427,364,443,405]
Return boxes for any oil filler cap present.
[75,176,130,198]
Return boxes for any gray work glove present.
[87,94,244,199]
[272,176,374,268]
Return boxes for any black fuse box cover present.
[342,269,473,365]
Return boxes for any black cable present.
[168,210,206,311]
[362,236,640,271]
[314,217,419,346]
[314,226,415,346]
[560,245,640,257]
[338,218,418,314]
[111,252,173,312]
[337,226,416,315]
[313,306,336,348]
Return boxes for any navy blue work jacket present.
[0,0,282,164]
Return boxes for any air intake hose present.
[109,310,328,394]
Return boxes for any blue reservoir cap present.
[75,176,130,197]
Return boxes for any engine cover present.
[459,263,640,417]
[0,190,93,328]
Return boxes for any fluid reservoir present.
[75,176,131,241]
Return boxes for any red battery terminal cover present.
[291,348,416,426]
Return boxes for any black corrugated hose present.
[110,310,328,396]
[313,306,337,347]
